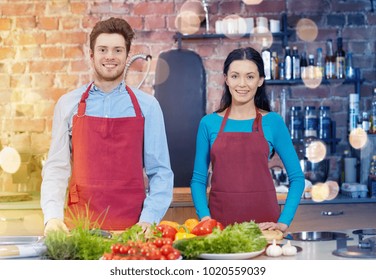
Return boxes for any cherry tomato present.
[111,244,121,254]
[160,244,173,256]
[153,238,164,248]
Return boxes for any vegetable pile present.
[173,221,268,259]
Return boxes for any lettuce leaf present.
[173,221,267,259]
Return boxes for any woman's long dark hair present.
[217,47,271,113]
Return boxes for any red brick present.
[70,60,90,72]
[0,3,34,16]
[46,31,88,45]
[46,1,70,15]
[41,46,63,59]
[61,17,81,30]
[32,74,56,89]
[90,2,111,14]
[12,63,27,74]
[144,15,166,30]
[64,46,84,59]
[37,17,59,30]
[57,74,80,89]
[4,118,45,133]
[71,2,88,14]
[29,61,67,73]
[0,18,12,30]
[17,33,46,46]
[134,2,174,15]
[16,16,37,29]
[0,47,15,60]
[10,75,32,88]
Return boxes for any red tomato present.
[162,238,173,246]
[166,252,178,260]
[160,244,173,256]
[111,244,121,254]
[153,238,164,248]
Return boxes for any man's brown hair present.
[89,17,135,54]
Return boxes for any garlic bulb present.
[282,240,298,256]
[266,239,283,257]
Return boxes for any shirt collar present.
[90,81,125,96]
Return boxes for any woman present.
[190,47,304,232]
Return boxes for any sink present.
[285,231,349,241]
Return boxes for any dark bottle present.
[325,39,336,79]
[292,46,300,80]
[271,51,279,80]
[335,32,346,79]
[318,106,331,139]
[300,51,308,80]
[284,46,292,80]
[289,106,303,141]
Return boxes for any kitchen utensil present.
[0,236,46,259]
[285,231,348,241]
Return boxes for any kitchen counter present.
[256,229,374,260]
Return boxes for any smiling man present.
[40,17,173,234]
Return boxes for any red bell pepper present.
[190,218,224,236]
[156,224,178,240]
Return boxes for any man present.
[41,17,173,234]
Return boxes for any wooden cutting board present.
[0,192,32,202]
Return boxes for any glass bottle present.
[292,46,300,80]
[284,46,292,80]
[349,93,359,133]
[307,54,315,79]
[362,111,370,133]
[300,51,308,80]
[370,88,376,134]
[369,155,376,198]
[261,38,271,80]
[325,39,336,79]
[335,32,346,79]
[289,106,303,141]
[271,51,279,80]
[304,106,318,137]
[345,52,355,79]
[316,48,324,78]
[318,106,331,139]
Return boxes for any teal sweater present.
[190,112,305,226]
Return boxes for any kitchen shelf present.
[174,13,292,49]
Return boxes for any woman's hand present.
[258,222,288,232]
[200,216,211,221]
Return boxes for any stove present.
[332,228,376,259]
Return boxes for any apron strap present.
[219,107,264,135]
[77,82,142,117]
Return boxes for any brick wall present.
[0,0,375,191]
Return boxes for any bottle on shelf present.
[292,46,300,80]
[345,52,355,79]
[279,61,285,80]
[307,54,315,79]
[284,46,292,80]
[368,155,376,198]
[316,48,324,78]
[339,149,351,186]
[304,105,318,138]
[300,51,308,80]
[261,38,271,80]
[318,106,331,139]
[361,111,370,133]
[325,39,336,79]
[335,31,346,79]
[289,106,303,141]
[349,93,359,133]
[370,88,376,134]
[271,51,279,80]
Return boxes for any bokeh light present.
[301,66,323,89]
[181,0,205,22]
[296,18,318,42]
[311,182,330,202]
[305,139,327,163]
[154,58,170,86]
[242,0,264,4]
[325,180,340,200]
[221,15,247,39]
[349,127,368,149]
[0,147,21,174]
[175,10,201,35]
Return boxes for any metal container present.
[286,231,348,241]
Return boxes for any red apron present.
[209,107,280,226]
[66,83,145,231]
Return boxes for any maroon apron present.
[66,83,145,231]
[209,107,280,226]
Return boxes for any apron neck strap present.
[77,82,142,117]
[219,107,263,133]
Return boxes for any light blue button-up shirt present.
[41,81,174,225]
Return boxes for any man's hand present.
[44,218,69,236]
